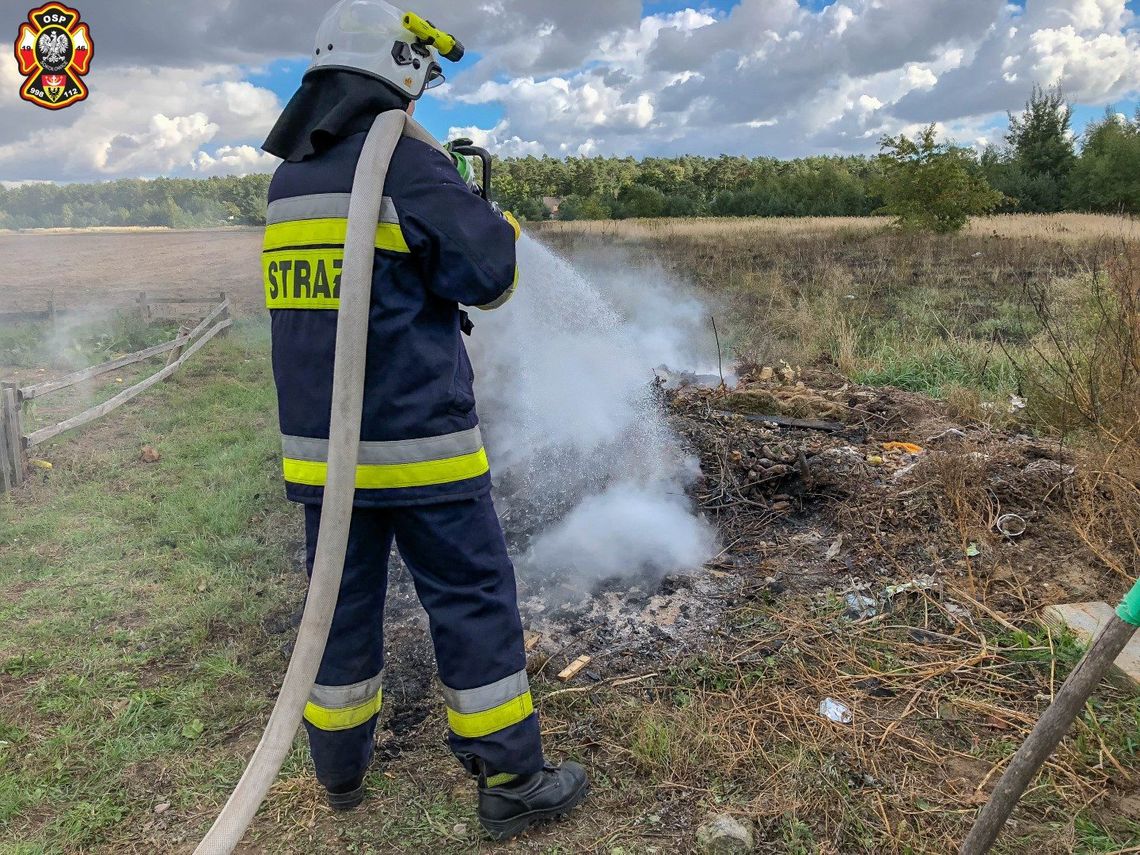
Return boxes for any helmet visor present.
[425,64,445,89]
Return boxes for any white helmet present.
[307,1,465,100]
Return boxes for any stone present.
[696,814,755,854]
[1043,602,1139,685]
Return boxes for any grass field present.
[536,213,1140,433]
[0,215,1138,853]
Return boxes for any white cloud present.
[1025,27,1139,95]
[905,64,939,89]
[450,74,657,142]
[0,65,281,181]
[445,120,545,158]
[1020,0,1134,33]
[1,0,1139,176]
[192,145,280,175]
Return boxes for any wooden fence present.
[0,294,232,493]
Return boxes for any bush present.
[558,194,612,221]
[612,183,667,219]
[872,125,1004,233]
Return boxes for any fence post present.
[218,293,231,338]
[137,291,151,322]
[164,325,190,380]
[0,392,10,494]
[1,383,26,490]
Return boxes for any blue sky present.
[243,0,1139,158]
[1,0,1138,180]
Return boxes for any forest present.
[1,88,1137,229]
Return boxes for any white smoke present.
[469,236,717,588]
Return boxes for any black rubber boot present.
[325,777,366,812]
[477,761,589,841]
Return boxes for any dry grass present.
[539,594,1140,854]
[535,214,1137,428]
[534,213,1140,244]
[1027,249,1140,583]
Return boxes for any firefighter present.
[260,0,588,841]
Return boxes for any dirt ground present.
[0,229,263,314]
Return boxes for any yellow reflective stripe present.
[283,448,490,490]
[303,688,383,732]
[485,772,519,787]
[374,222,410,253]
[263,249,342,310]
[263,218,409,254]
[447,691,534,739]
[477,265,519,311]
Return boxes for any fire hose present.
[194,111,448,854]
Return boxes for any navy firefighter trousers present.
[301,495,543,790]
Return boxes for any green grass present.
[0,313,180,370]
[1,315,1137,854]
[0,321,303,852]
[853,335,1021,397]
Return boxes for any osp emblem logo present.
[14,3,93,110]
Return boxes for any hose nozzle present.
[402,12,464,62]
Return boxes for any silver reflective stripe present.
[282,427,484,465]
[267,192,400,226]
[309,672,383,710]
[441,669,530,713]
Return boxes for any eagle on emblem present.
[38,30,69,66]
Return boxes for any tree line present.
[1,86,1137,230]
[0,174,273,230]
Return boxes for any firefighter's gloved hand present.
[501,210,521,242]
[444,138,481,194]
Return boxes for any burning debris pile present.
[664,363,1110,614]
[278,354,1121,800]
[464,356,1100,691]
[329,240,1120,746]
[308,346,1106,710]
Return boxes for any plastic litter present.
[819,697,853,724]
[1024,459,1075,479]
[995,513,1027,538]
[965,543,981,558]
[884,575,936,598]
[845,593,878,620]
[944,602,971,621]
[928,428,967,442]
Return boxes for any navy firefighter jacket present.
[264,126,518,507]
